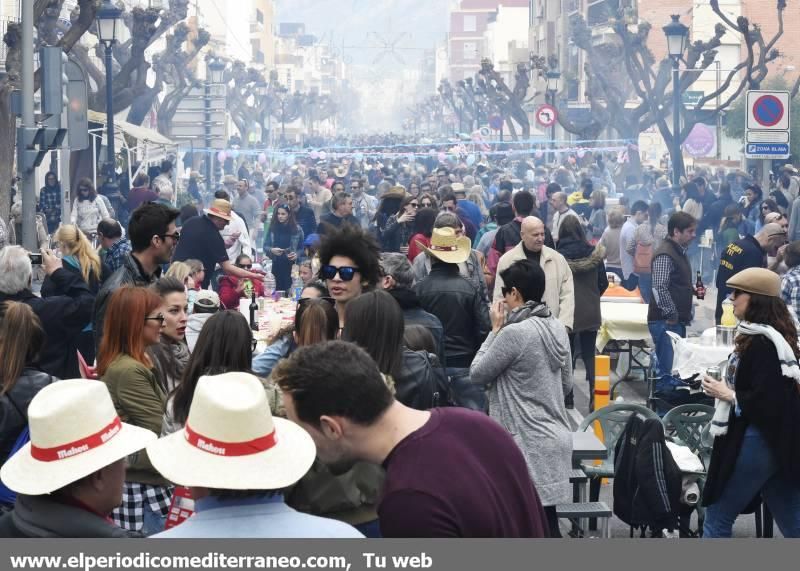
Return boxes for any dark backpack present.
[396,350,454,410]
[613,415,682,536]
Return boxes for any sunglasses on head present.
[321,265,360,281]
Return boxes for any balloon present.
[258,152,268,165]
[217,151,227,162]
[318,151,327,160]
[466,154,476,166]
[309,150,320,160]
[230,149,240,159]
[438,152,446,163]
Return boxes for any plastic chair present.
[577,403,660,528]
[661,404,715,455]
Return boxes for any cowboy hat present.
[419,227,471,265]
[146,372,315,490]
[204,199,232,221]
[0,380,156,496]
[333,165,348,178]
[383,185,406,199]
[782,164,798,174]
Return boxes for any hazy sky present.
[275,0,450,68]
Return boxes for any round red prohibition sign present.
[753,95,784,127]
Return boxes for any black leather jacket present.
[93,253,161,347]
[415,262,491,368]
[0,369,55,461]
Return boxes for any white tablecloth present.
[597,302,650,351]
[667,331,733,379]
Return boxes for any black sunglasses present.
[145,314,165,325]
[237,264,253,270]
[409,203,419,208]
[321,265,360,281]
[730,289,745,299]
[160,232,180,242]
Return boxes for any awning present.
[87,110,176,147]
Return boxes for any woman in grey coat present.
[470,259,573,538]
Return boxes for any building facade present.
[447,0,529,82]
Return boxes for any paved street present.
[565,284,779,537]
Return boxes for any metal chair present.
[577,403,660,528]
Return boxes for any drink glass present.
[272,290,285,302]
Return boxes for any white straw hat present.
[419,227,472,264]
[146,372,315,490]
[0,380,156,495]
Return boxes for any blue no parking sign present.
[746,90,790,131]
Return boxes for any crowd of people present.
[0,148,798,539]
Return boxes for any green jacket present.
[102,354,167,485]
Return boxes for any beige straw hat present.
[146,372,315,490]
[419,227,472,265]
[204,199,233,221]
[0,380,156,495]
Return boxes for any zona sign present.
[753,95,784,127]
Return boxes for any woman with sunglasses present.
[381,195,419,254]
[70,178,110,238]
[470,259,573,537]
[701,268,800,537]
[218,254,268,310]
[148,277,190,395]
[98,286,171,535]
[264,203,304,293]
[418,193,437,210]
[755,198,780,232]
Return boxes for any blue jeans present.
[141,506,167,536]
[704,427,800,538]
[637,273,652,304]
[648,320,685,379]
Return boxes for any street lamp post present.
[663,14,689,189]
[96,0,123,211]
[546,68,561,163]
[205,57,225,192]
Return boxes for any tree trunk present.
[0,88,16,225]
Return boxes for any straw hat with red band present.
[418,227,471,265]
[204,199,232,222]
[146,372,315,490]
[0,380,156,495]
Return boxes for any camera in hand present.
[28,253,43,265]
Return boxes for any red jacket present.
[218,276,265,310]
[408,233,430,262]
